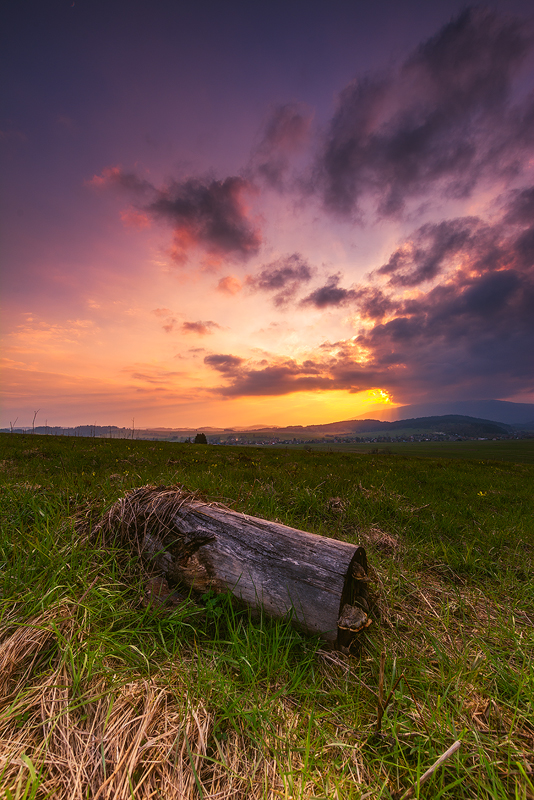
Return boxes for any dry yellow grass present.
[0,603,290,799]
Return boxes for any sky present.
[2,0,534,429]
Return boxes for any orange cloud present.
[217,275,242,295]
[169,228,199,265]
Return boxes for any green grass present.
[0,432,533,799]
[273,439,534,464]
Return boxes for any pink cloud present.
[87,166,123,188]
[181,320,222,335]
[120,207,151,230]
[217,275,242,295]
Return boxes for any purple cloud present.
[301,274,356,308]
[93,169,261,264]
[249,103,312,190]
[375,217,497,287]
[205,357,338,397]
[247,253,314,306]
[204,354,244,373]
[316,8,534,217]
[149,176,261,264]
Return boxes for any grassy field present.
[0,432,533,799]
[278,439,534,464]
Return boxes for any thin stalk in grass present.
[376,672,404,733]
[185,734,205,799]
[378,650,386,722]
[397,740,461,800]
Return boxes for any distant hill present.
[374,399,534,425]
[3,413,522,440]
[255,414,510,438]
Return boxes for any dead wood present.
[95,485,373,647]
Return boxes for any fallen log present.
[95,486,372,648]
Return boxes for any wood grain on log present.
[97,487,371,647]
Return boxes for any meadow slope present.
[0,433,533,799]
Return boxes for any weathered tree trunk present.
[97,487,372,648]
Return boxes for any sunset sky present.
[2,0,534,429]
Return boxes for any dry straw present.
[92,485,205,552]
[0,602,284,799]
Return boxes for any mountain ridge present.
[248,414,511,437]
[371,399,534,425]
[10,412,527,439]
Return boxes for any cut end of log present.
[336,546,372,650]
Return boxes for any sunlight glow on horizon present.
[366,389,393,406]
[0,363,402,428]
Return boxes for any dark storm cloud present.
[348,266,534,402]
[148,176,261,264]
[504,186,534,226]
[247,253,314,306]
[93,169,261,264]
[316,8,534,217]
[205,358,338,397]
[353,287,395,320]
[338,195,534,400]
[249,103,312,190]
[203,348,396,397]
[205,188,534,402]
[301,277,395,318]
[375,217,498,287]
[300,274,356,308]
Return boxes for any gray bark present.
[140,499,371,646]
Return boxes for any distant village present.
[2,423,532,445]
[197,432,533,445]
